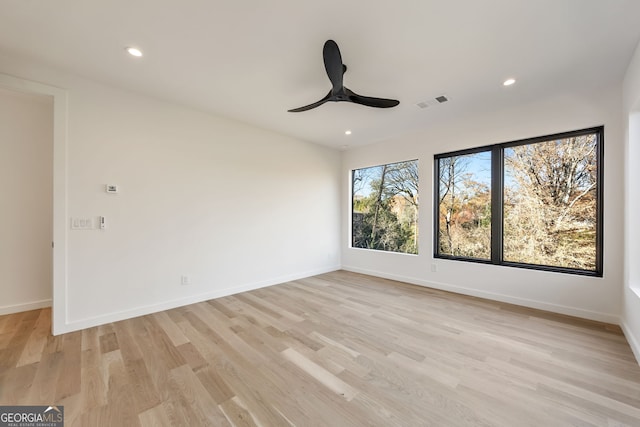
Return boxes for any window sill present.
[350,246,419,257]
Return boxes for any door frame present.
[0,73,68,335]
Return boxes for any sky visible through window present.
[436,129,601,275]
[352,160,419,254]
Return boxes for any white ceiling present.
[1,0,639,149]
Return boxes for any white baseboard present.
[56,265,341,335]
[0,299,52,316]
[620,320,640,365]
[341,265,619,324]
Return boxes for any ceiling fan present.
[288,40,400,112]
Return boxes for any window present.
[352,160,418,254]
[437,150,492,260]
[435,127,603,276]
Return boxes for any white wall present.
[342,86,624,323]
[622,40,640,361]
[0,87,53,314]
[1,45,633,336]
[0,53,342,333]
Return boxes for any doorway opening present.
[0,73,68,335]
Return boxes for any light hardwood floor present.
[2,270,640,426]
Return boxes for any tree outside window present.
[435,127,602,276]
[438,151,491,259]
[503,134,598,270]
[352,160,418,254]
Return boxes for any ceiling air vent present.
[417,95,449,109]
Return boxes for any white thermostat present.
[105,184,119,194]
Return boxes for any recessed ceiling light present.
[126,47,143,57]
[503,78,516,86]
[345,130,352,135]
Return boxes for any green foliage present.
[438,154,492,259]
[352,161,418,254]
[437,134,598,270]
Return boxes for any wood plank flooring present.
[2,270,640,426]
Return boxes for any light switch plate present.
[71,217,94,230]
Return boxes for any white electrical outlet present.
[105,184,119,194]
[181,275,191,286]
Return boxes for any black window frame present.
[434,126,604,277]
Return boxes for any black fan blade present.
[345,88,399,108]
[288,91,333,112]
[323,40,344,94]
[288,40,399,112]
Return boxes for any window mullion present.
[491,146,503,264]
